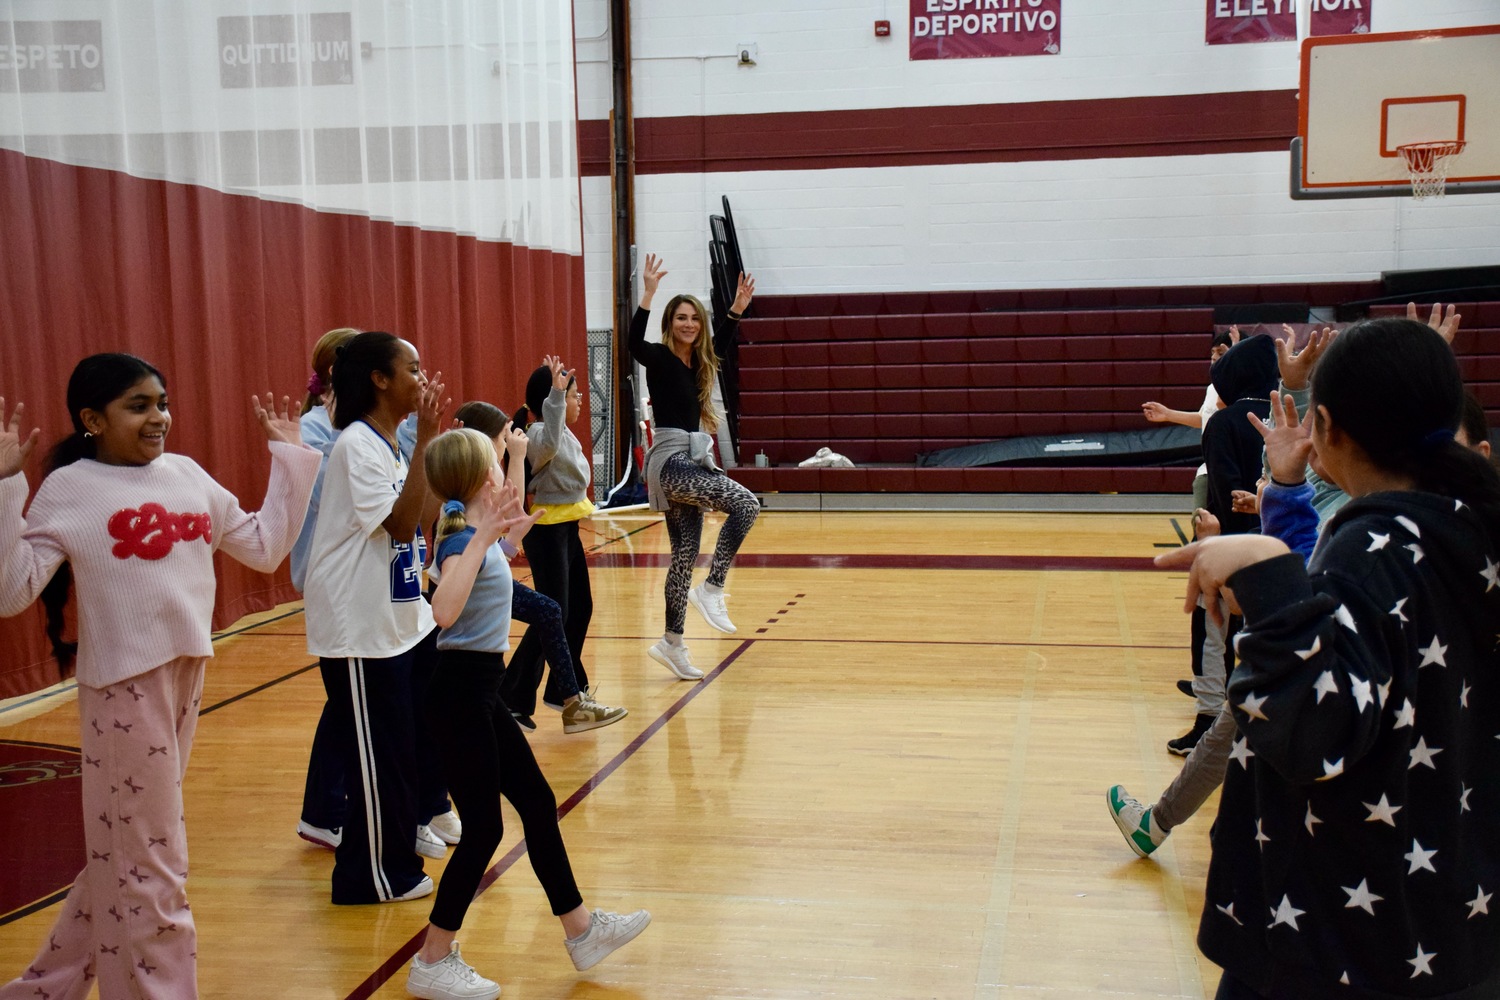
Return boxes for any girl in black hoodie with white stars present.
[1159,317,1500,999]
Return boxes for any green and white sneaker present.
[1107,785,1167,858]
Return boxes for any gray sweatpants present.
[1153,707,1237,831]
[1193,594,1231,715]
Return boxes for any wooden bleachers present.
[728,283,1500,497]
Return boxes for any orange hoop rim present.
[1397,140,1468,166]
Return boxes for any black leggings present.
[423,649,583,931]
[504,519,593,707]
[657,453,760,634]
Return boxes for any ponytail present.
[423,428,495,550]
[1404,440,1500,536]
[40,435,92,674]
[433,499,469,551]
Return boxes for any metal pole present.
[609,0,638,482]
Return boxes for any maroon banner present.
[1205,0,1370,46]
[910,0,1062,60]
[1311,0,1369,36]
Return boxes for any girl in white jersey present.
[0,353,318,999]
[404,428,648,1000]
[302,331,450,905]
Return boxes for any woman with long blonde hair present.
[628,253,759,680]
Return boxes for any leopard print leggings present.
[657,452,761,634]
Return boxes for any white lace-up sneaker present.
[415,824,447,859]
[296,820,341,850]
[564,908,652,971]
[648,638,704,681]
[406,942,501,999]
[688,583,736,633]
[427,810,462,845]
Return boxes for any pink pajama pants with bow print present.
[1,656,206,1000]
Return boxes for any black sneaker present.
[1176,679,1195,698]
[1167,713,1216,757]
[511,712,537,732]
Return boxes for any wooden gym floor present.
[0,509,1223,999]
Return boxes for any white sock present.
[663,632,683,646]
[702,581,724,596]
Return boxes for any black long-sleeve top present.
[627,306,739,432]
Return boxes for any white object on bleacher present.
[798,447,856,469]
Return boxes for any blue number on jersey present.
[390,536,422,603]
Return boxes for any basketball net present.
[1398,141,1467,200]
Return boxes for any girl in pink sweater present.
[0,353,320,1000]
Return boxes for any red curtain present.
[0,148,587,698]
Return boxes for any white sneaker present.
[428,810,462,845]
[688,583,736,633]
[416,824,447,859]
[648,639,704,681]
[565,908,651,971]
[391,875,435,902]
[406,942,501,1000]
[296,820,341,850]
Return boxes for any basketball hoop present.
[1397,141,1467,199]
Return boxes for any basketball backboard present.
[1291,25,1500,199]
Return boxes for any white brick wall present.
[577,0,1500,327]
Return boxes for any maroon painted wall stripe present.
[578,89,1297,176]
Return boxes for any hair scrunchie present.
[1420,427,1455,451]
[442,499,467,517]
[307,372,327,396]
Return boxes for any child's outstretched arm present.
[213,394,322,573]
[0,399,63,616]
[502,421,528,495]
[527,356,571,470]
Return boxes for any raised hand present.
[496,478,543,547]
[1248,390,1314,486]
[642,253,667,297]
[415,371,451,444]
[544,355,570,391]
[501,419,528,460]
[1141,401,1171,423]
[462,476,511,544]
[0,398,41,479]
[252,393,302,447]
[1276,325,1337,391]
[1407,301,1460,344]
[1228,324,1241,345]
[731,271,756,314]
[1154,534,1291,627]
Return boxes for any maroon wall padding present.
[731,295,1500,487]
[751,282,1382,318]
[0,149,587,699]
[729,466,1198,494]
